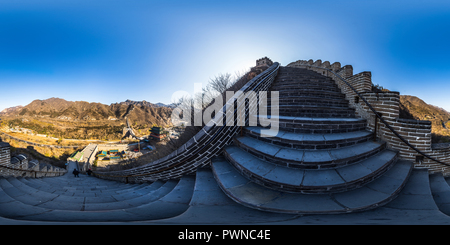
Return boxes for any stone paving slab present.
[301,149,333,163]
[256,115,365,122]
[275,148,304,161]
[122,180,178,206]
[0,178,15,190]
[24,209,143,222]
[334,185,390,209]
[363,162,408,194]
[385,168,438,211]
[85,196,117,203]
[429,173,450,215]
[3,168,450,225]
[12,190,58,206]
[0,200,50,219]
[123,176,195,220]
[159,168,297,224]
[37,198,85,211]
[188,168,240,206]
[263,165,304,186]
[235,136,384,166]
[214,170,250,189]
[83,201,133,211]
[0,189,15,203]
[301,168,343,186]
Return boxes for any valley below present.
[1,92,450,172]
[0,97,178,169]
[0,97,174,141]
[399,95,450,144]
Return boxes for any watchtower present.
[256,57,273,67]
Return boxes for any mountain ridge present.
[399,95,450,143]
[0,97,173,126]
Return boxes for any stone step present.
[244,126,373,150]
[231,136,386,169]
[272,89,346,99]
[223,144,398,193]
[211,158,413,214]
[430,173,450,215]
[275,71,330,78]
[120,175,195,221]
[256,115,367,134]
[1,177,174,211]
[160,167,296,224]
[274,72,335,81]
[384,169,439,211]
[0,199,52,220]
[446,177,450,187]
[32,176,135,191]
[0,178,60,206]
[270,83,340,92]
[111,180,177,202]
[40,180,173,211]
[19,177,148,196]
[275,71,334,78]
[266,105,355,118]
[274,77,332,84]
[273,96,350,108]
[275,76,331,82]
[273,79,336,88]
[277,67,328,77]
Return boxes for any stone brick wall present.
[0,142,66,177]
[287,59,450,176]
[0,142,11,172]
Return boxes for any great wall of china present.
[2,57,450,224]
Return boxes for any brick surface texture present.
[288,59,450,176]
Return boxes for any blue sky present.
[0,0,450,112]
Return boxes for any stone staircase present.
[2,65,450,224]
[266,67,355,118]
[211,66,414,214]
[0,161,195,222]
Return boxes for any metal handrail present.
[297,63,450,167]
[93,62,280,180]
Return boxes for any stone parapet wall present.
[287,59,450,176]
[0,142,11,168]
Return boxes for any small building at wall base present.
[68,151,84,162]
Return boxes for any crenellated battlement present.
[0,142,66,177]
[256,56,273,67]
[288,58,450,175]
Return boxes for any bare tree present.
[233,68,250,85]
[209,73,233,94]
[201,85,216,109]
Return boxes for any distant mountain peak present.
[0,97,173,126]
[0,105,23,114]
[155,102,176,108]
[116,99,175,108]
